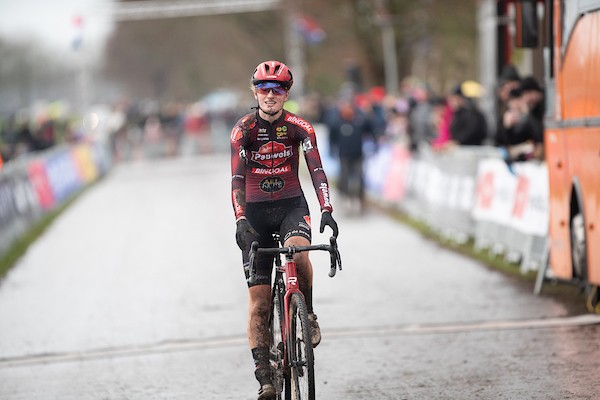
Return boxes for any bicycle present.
[247,235,342,400]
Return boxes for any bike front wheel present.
[288,292,315,400]
[271,284,289,400]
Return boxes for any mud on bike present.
[247,235,342,400]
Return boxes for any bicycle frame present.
[276,250,303,370]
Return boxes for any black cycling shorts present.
[242,196,312,287]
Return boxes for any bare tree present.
[101,0,477,101]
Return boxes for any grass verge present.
[0,186,92,280]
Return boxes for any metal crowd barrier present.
[363,141,550,273]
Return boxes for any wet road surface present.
[1,155,599,399]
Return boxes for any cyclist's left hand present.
[319,211,339,238]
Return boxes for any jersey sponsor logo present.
[232,191,245,218]
[285,114,314,134]
[234,202,244,217]
[283,229,310,242]
[276,125,288,138]
[252,165,291,175]
[231,126,243,142]
[241,115,257,130]
[259,176,285,193]
[319,182,331,208]
[299,220,310,231]
[239,147,247,162]
[303,215,311,227]
[232,115,256,142]
[251,141,292,168]
[301,137,313,152]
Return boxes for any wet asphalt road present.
[1,155,599,399]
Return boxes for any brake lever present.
[247,241,259,284]
[328,236,342,278]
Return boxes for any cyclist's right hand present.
[319,211,339,238]
[236,218,258,251]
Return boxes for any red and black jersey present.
[230,110,333,220]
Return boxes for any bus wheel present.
[570,212,587,281]
[585,286,600,314]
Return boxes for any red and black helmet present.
[251,60,294,89]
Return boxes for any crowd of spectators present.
[103,98,241,162]
[0,66,544,173]
[494,65,545,162]
[0,110,82,168]
[317,65,545,166]
[312,67,545,211]
[0,96,243,169]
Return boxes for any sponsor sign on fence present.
[0,142,110,258]
[360,142,550,271]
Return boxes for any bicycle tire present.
[288,292,315,400]
[270,280,289,400]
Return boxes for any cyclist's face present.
[254,83,289,116]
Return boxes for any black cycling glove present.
[236,218,258,251]
[319,211,339,238]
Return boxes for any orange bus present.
[507,0,600,309]
[489,0,600,309]
[545,0,600,310]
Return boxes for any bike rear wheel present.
[288,292,315,400]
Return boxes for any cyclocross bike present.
[247,234,342,400]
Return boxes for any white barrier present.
[0,142,111,259]
[472,158,549,271]
[361,142,549,273]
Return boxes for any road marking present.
[0,337,248,369]
[327,313,600,338]
[1,314,599,368]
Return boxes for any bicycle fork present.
[281,255,309,369]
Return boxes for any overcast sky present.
[0,0,113,54]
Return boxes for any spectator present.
[407,83,438,151]
[497,76,545,161]
[447,83,488,146]
[36,118,56,150]
[14,122,38,156]
[328,97,375,213]
[495,64,521,146]
[367,86,388,138]
[430,96,452,150]
[383,98,410,147]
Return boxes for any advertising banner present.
[0,177,18,228]
[508,162,549,236]
[365,143,392,196]
[472,158,517,226]
[382,144,411,202]
[27,160,55,211]
[72,144,99,183]
[45,149,83,203]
